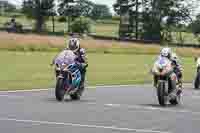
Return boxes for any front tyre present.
[55,78,66,101]
[157,82,167,106]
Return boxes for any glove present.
[51,58,55,66]
[82,63,88,69]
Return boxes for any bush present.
[71,16,93,34]
[96,19,119,24]
[112,15,120,21]
[58,16,67,22]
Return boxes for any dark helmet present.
[68,38,80,52]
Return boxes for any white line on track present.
[0,84,155,93]
[0,117,171,133]
[87,102,200,116]
[0,88,51,93]
[0,95,24,99]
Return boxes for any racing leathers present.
[74,48,88,95]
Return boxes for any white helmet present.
[160,47,172,58]
[68,38,80,52]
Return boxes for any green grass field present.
[0,51,197,90]
[0,16,119,36]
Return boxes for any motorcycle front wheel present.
[55,78,66,101]
[157,82,167,106]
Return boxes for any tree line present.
[2,0,112,33]
[21,0,112,32]
[1,0,200,43]
[113,0,196,41]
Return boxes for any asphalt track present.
[0,84,200,133]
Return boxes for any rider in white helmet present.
[52,37,88,96]
[154,47,183,94]
[153,47,172,87]
[160,47,172,58]
[67,37,88,96]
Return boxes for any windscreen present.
[54,50,76,66]
[155,56,171,69]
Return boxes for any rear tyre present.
[157,82,167,106]
[70,93,80,100]
[169,78,180,105]
[169,95,180,105]
[55,78,66,101]
[194,72,200,89]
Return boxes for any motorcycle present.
[152,56,181,106]
[53,50,82,101]
[194,57,200,89]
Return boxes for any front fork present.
[56,71,73,93]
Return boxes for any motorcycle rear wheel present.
[169,79,181,105]
[169,95,180,105]
[70,93,80,100]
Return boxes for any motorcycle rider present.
[171,53,183,86]
[153,48,183,94]
[67,37,88,95]
[51,37,88,96]
[195,56,200,67]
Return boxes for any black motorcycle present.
[194,58,200,89]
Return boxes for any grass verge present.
[0,51,197,90]
[1,32,200,57]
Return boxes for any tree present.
[191,14,200,43]
[90,4,112,20]
[59,0,112,20]
[58,0,93,18]
[114,0,192,41]
[22,0,55,32]
[0,1,17,15]
[113,0,141,39]
[77,0,94,17]
[58,0,77,17]
[113,0,131,15]
[71,16,92,33]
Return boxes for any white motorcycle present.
[152,56,181,106]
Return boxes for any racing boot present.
[77,72,86,97]
[153,75,158,88]
[78,82,85,96]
